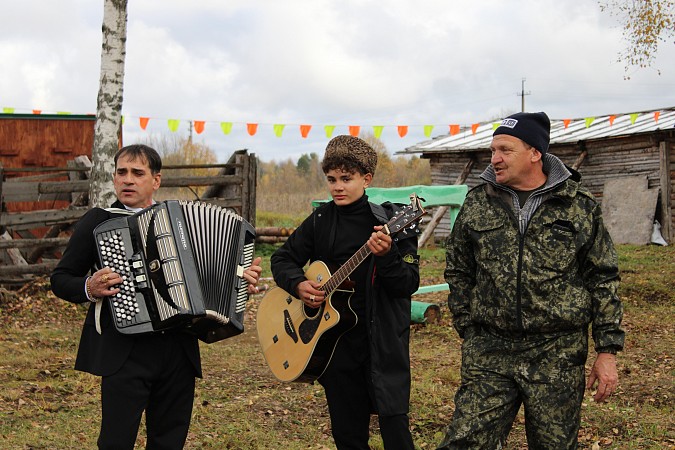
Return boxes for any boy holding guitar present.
[268,135,421,449]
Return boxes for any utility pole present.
[518,77,531,112]
[188,120,193,143]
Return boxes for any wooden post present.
[0,163,4,234]
[418,157,475,247]
[659,140,672,242]
[572,149,588,171]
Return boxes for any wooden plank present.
[660,140,672,242]
[0,237,68,249]
[0,208,87,227]
[0,261,56,276]
[2,174,244,202]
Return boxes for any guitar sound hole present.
[303,303,322,318]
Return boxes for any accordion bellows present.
[94,200,256,343]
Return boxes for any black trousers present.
[98,333,197,450]
[319,323,414,450]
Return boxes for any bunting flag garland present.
[0,106,668,141]
[220,122,233,135]
[168,119,180,132]
[273,124,285,137]
[194,120,205,134]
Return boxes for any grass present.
[0,244,674,449]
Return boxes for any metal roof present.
[402,107,675,154]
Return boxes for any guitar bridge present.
[283,309,299,343]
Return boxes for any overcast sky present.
[1,0,674,163]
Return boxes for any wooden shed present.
[0,113,96,213]
[400,107,675,244]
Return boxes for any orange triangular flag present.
[608,115,616,126]
[247,123,258,136]
[397,125,408,137]
[563,119,571,129]
[32,109,42,115]
[194,121,205,134]
[348,125,360,137]
[139,117,150,130]
[471,123,479,135]
[300,124,312,138]
[654,111,660,123]
[449,125,460,136]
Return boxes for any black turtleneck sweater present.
[331,194,380,319]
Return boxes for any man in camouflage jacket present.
[437,112,624,450]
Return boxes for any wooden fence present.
[0,150,257,285]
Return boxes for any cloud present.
[2,0,675,163]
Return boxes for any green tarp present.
[312,184,467,208]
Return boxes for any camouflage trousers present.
[437,326,588,450]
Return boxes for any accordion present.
[93,200,256,343]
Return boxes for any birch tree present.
[89,0,128,207]
[599,0,674,76]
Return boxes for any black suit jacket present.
[51,200,202,377]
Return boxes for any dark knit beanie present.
[323,135,377,175]
[493,111,550,155]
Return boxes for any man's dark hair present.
[114,144,162,174]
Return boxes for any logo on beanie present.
[500,118,518,129]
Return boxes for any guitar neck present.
[321,243,372,295]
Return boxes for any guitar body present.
[256,260,358,383]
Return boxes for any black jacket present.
[50,200,201,377]
[271,198,420,415]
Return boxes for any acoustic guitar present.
[257,194,425,383]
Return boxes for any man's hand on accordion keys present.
[86,267,122,301]
[244,256,263,294]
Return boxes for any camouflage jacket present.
[445,155,624,353]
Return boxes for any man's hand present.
[244,257,263,294]
[586,352,618,402]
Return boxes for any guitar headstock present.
[383,193,426,236]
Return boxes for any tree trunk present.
[89,0,128,208]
